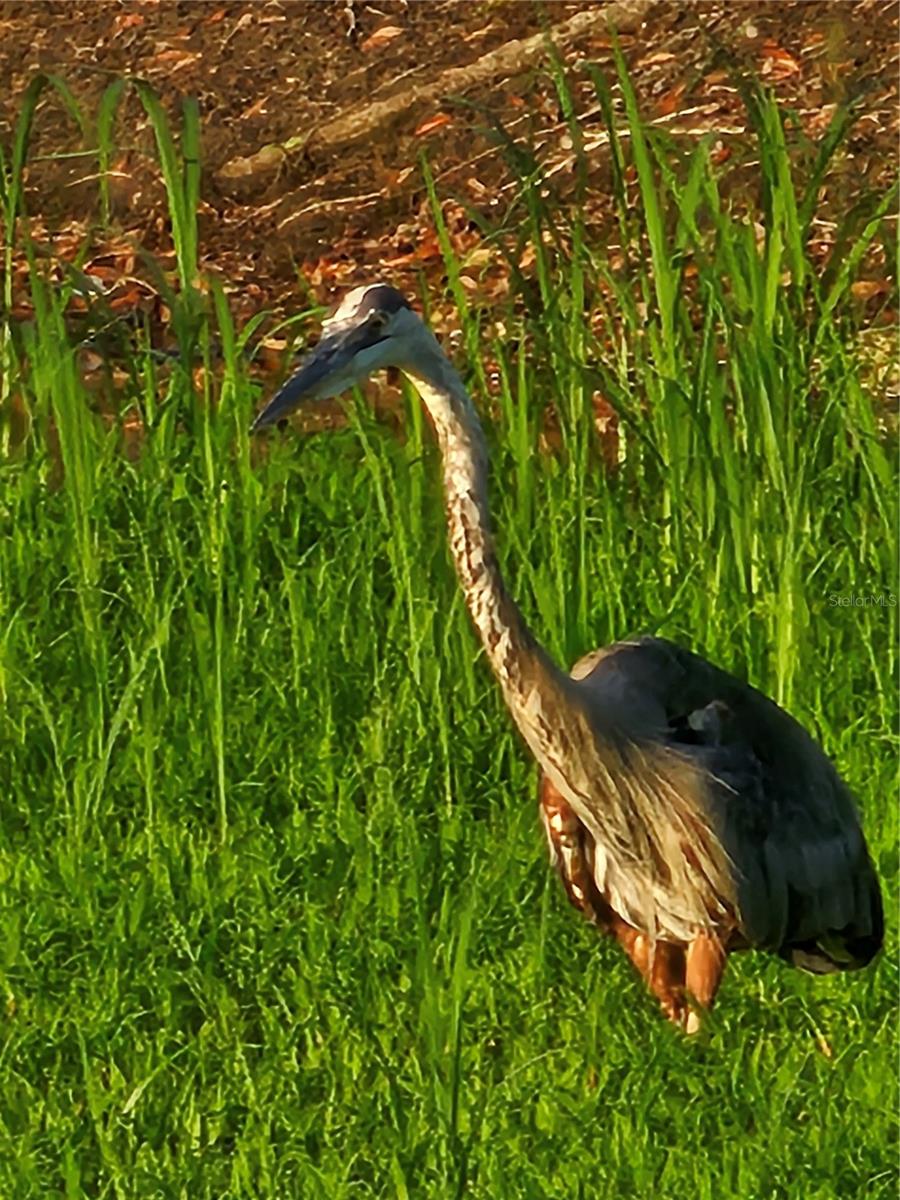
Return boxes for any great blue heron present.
[252,283,883,1032]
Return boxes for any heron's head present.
[251,283,431,432]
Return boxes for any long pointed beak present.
[250,333,348,433]
[251,320,389,433]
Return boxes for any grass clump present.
[0,59,895,1199]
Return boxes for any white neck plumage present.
[403,351,563,711]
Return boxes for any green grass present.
[0,67,896,1198]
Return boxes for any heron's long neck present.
[405,349,729,942]
[405,352,572,730]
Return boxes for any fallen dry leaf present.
[592,392,620,473]
[113,12,144,33]
[218,145,286,180]
[463,22,498,42]
[710,141,732,166]
[656,82,686,117]
[147,48,201,72]
[109,286,148,313]
[414,112,453,137]
[637,50,676,68]
[851,280,891,301]
[464,247,493,269]
[78,348,105,374]
[760,40,802,79]
[361,25,405,53]
[80,263,119,285]
[240,96,269,122]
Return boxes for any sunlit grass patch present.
[0,60,895,1199]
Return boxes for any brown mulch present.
[0,0,896,346]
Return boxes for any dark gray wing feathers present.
[571,635,883,970]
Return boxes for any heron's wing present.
[571,636,883,969]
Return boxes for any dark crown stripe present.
[356,284,410,317]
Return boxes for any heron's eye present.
[369,312,389,333]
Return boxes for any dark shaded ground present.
[0,0,897,339]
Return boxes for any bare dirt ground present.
[0,0,896,343]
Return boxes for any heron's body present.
[540,636,882,1025]
[253,283,883,1031]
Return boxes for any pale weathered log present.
[307,1,653,153]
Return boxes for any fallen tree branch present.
[308,0,652,153]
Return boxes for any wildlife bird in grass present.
[252,283,883,1032]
